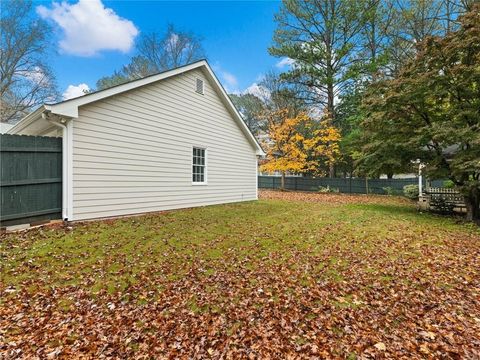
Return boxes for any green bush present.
[383,186,402,196]
[403,184,419,200]
[443,180,455,188]
[318,185,339,193]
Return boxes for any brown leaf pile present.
[259,189,412,206]
[1,192,479,359]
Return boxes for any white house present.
[8,60,264,222]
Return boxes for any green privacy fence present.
[1,134,62,227]
[258,176,444,195]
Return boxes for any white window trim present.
[192,146,208,185]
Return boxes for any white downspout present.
[255,156,259,200]
[418,167,423,197]
[46,114,70,221]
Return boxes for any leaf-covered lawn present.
[1,190,479,359]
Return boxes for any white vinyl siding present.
[71,68,257,220]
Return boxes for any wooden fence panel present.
[1,134,62,226]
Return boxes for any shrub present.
[383,186,402,196]
[443,180,455,188]
[318,185,339,193]
[403,184,419,200]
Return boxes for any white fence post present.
[418,162,425,197]
[419,173,423,197]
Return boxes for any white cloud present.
[37,0,139,56]
[221,71,238,90]
[276,57,295,69]
[62,83,90,100]
[211,63,239,92]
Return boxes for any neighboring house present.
[8,60,264,222]
[379,174,417,179]
[258,171,303,177]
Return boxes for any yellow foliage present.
[260,109,341,176]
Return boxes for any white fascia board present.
[200,65,265,156]
[47,61,209,118]
[39,59,264,155]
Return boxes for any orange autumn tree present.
[304,110,341,176]
[260,109,341,189]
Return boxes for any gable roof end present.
[8,60,264,155]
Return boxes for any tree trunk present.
[329,163,335,178]
[464,187,480,224]
[281,171,286,191]
[326,41,335,179]
[387,173,393,179]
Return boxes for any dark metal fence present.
[258,176,444,195]
[1,134,62,227]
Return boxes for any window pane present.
[192,147,206,183]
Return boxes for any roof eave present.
[6,106,47,134]
[47,60,210,119]
[8,60,265,155]
[198,65,265,155]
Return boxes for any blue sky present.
[34,0,287,99]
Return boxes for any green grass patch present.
[1,196,478,299]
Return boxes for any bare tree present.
[137,25,205,71]
[358,0,396,80]
[229,93,266,136]
[259,71,307,116]
[385,0,471,75]
[0,0,58,123]
[96,24,205,90]
[434,0,474,33]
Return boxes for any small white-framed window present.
[192,147,207,184]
